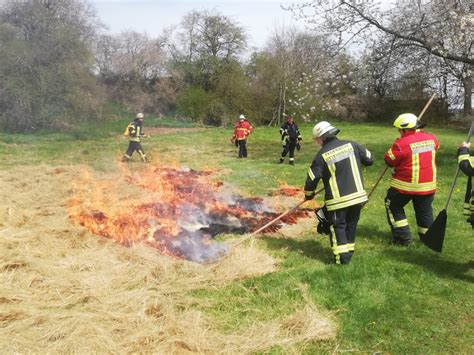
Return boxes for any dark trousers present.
[123,141,147,162]
[237,139,247,158]
[326,204,362,264]
[281,141,296,161]
[384,187,434,245]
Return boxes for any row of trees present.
[0,0,472,132]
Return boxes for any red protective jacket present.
[233,120,253,140]
[384,130,439,195]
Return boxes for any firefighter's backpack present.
[123,122,134,137]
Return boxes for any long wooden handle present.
[417,93,436,121]
[249,200,306,237]
[367,166,389,200]
[231,187,324,248]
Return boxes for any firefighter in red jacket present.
[231,114,253,158]
[384,113,440,245]
[457,141,474,232]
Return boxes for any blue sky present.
[90,0,306,49]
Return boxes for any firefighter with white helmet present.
[122,112,149,163]
[304,121,374,264]
[384,113,439,245]
[231,114,253,158]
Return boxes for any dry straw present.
[0,165,337,353]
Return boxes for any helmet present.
[393,113,420,129]
[312,121,339,138]
[239,114,245,120]
[136,113,144,119]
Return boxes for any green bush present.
[176,86,210,123]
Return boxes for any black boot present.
[279,158,284,164]
[289,160,294,165]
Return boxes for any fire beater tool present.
[421,121,474,252]
[366,93,438,202]
[230,187,325,249]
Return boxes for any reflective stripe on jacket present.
[304,138,374,211]
[128,119,144,142]
[280,122,302,142]
[384,130,439,195]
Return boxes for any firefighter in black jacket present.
[279,115,302,165]
[122,113,149,163]
[457,141,474,233]
[304,121,374,264]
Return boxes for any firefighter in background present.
[279,115,302,165]
[304,121,374,264]
[122,112,149,163]
[384,113,439,245]
[457,141,474,233]
[231,114,253,158]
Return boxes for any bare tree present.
[290,0,473,115]
[261,27,358,124]
[94,30,169,111]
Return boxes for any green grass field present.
[1,118,473,353]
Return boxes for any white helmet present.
[136,113,144,119]
[239,114,245,120]
[312,121,339,138]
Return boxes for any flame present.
[68,163,311,263]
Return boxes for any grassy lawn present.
[1,118,473,353]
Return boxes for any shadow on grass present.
[356,223,393,243]
[262,236,334,264]
[384,247,474,283]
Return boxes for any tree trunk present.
[277,82,283,126]
[463,73,472,116]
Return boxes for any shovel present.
[421,121,474,252]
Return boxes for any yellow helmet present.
[393,113,418,129]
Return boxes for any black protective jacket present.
[127,119,144,142]
[305,137,374,211]
[457,146,474,221]
[280,121,302,143]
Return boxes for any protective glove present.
[315,208,331,235]
[296,142,301,151]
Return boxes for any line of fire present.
[68,164,313,263]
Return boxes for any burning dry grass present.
[68,162,311,262]
[0,165,336,353]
